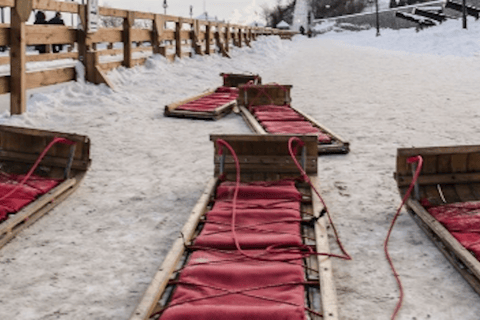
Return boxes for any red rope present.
[287,137,352,261]
[384,155,423,320]
[0,137,76,204]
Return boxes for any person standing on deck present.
[34,11,47,54]
[48,12,65,53]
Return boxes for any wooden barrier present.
[0,0,297,115]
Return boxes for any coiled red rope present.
[384,155,423,320]
[216,137,352,261]
[0,137,76,204]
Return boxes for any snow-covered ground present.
[1,19,480,320]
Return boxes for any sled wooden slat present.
[0,125,91,249]
[164,74,260,120]
[130,134,339,320]
[237,85,350,155]
[395,144,480,295]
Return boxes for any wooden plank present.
[26,67,76,89]
[468,153,480,171]
[94,65,115,89]
[397,172,480,187]
[129,177,218,320]
[131,28,151,42]
[408,199,480,280]
[98,60,122,72]
[160,30,175,41]
[397,145,480,157]
[311,176,339,320]
[0,0,14,7]
[0,25,9,46]
[451,154,468,173]
[164,89,215,113]
[98,7,128,18]
[26,25,77,45]
[29,51,78,62]
[33,0,78,13]
[454,184,477,202]
[123,12,134,68]
[175,19,182,58]
[88,28,122,44]
[239,106,267,134]
[0,76,10,94]
[10,6,27,115]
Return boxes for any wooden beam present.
[131,28,151,42]
[94,65,114,89]
[152,14,163,55]
[26,25,77,45]
[129,178,218,320]
[205,23,211,55]
[27,67,76,89]
[32,0,79,13]
[10,0,31,115]
[312,176,339,320]
[175,18,182,58]
[87,28,122,44]
[225,24,230,52]
[0,0,14,7]
[0,76,10,94]
[123,11,134,68]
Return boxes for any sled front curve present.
[0,125,91,248]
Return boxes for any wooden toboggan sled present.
[130,134,341,320]
[237,84,350,155]
[0,125,90,248]
[164,73,261,120]
[395,145,480,294]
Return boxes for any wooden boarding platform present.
[164,73,261,120]
[446,0,480,19]
[237,84,350,155]
[395,11,437,28]
[394,145,480,294]
[0,125,91,248]
[129,134,340,320]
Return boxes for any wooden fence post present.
[205,22,211,55]
[225,24,230,53]
[175,18,182,58]
[191,20,202,55]
[152,14,162,55]
[237,27,242,48]
[123,11,134,68]
[10,0,32,115]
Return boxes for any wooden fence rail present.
[0,0,296,115]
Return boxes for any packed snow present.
[1,17,480,320]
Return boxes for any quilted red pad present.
[216,180,302,201]
[160,250,306,320]
[428,201,480,258]
[194,208,302,249]
[0,173,60,221]
[175,88,238,112]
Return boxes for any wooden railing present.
[0,0,296,115]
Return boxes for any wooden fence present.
[0,0,296,115]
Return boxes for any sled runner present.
[130,134,341,320]
[395,145,480,294]
[237,84,350,155]
[164,73,261,120]
[0,125,91,248]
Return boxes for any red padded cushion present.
[216,180,302,201]
[194,208,302,249]
[428,201,480,258]
[160,250,306,320]
[0,173,61,221]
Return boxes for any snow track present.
[1,23,480,319]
